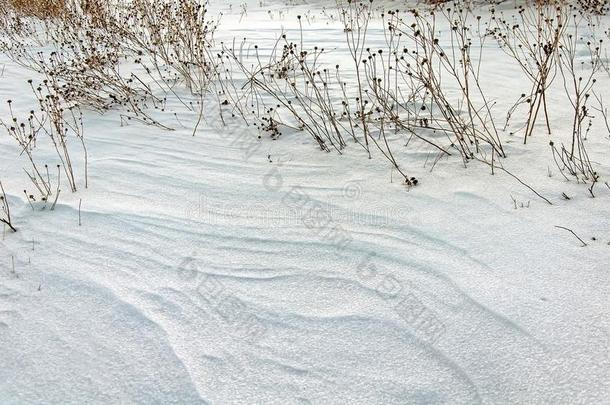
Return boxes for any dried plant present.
[0,0,220,131]
[576,0,609,15]
[227,37,347,153]
[490,1,568,143]
[338,0,374,157]
[0,180,17,233]
[0,0,66,19]
[1,84,86,204]
[378,4,504,166]
[550,14,603,194]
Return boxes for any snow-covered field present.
[1,0,609,404]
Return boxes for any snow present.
[1,1,609,404]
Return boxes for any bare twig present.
[555,225,587,247]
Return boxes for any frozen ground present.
[1,1,609,404]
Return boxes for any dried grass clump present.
[226,1,505,187]
[0,0,220,130]
[2,0,66,18]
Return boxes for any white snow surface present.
[1,1,610,404]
